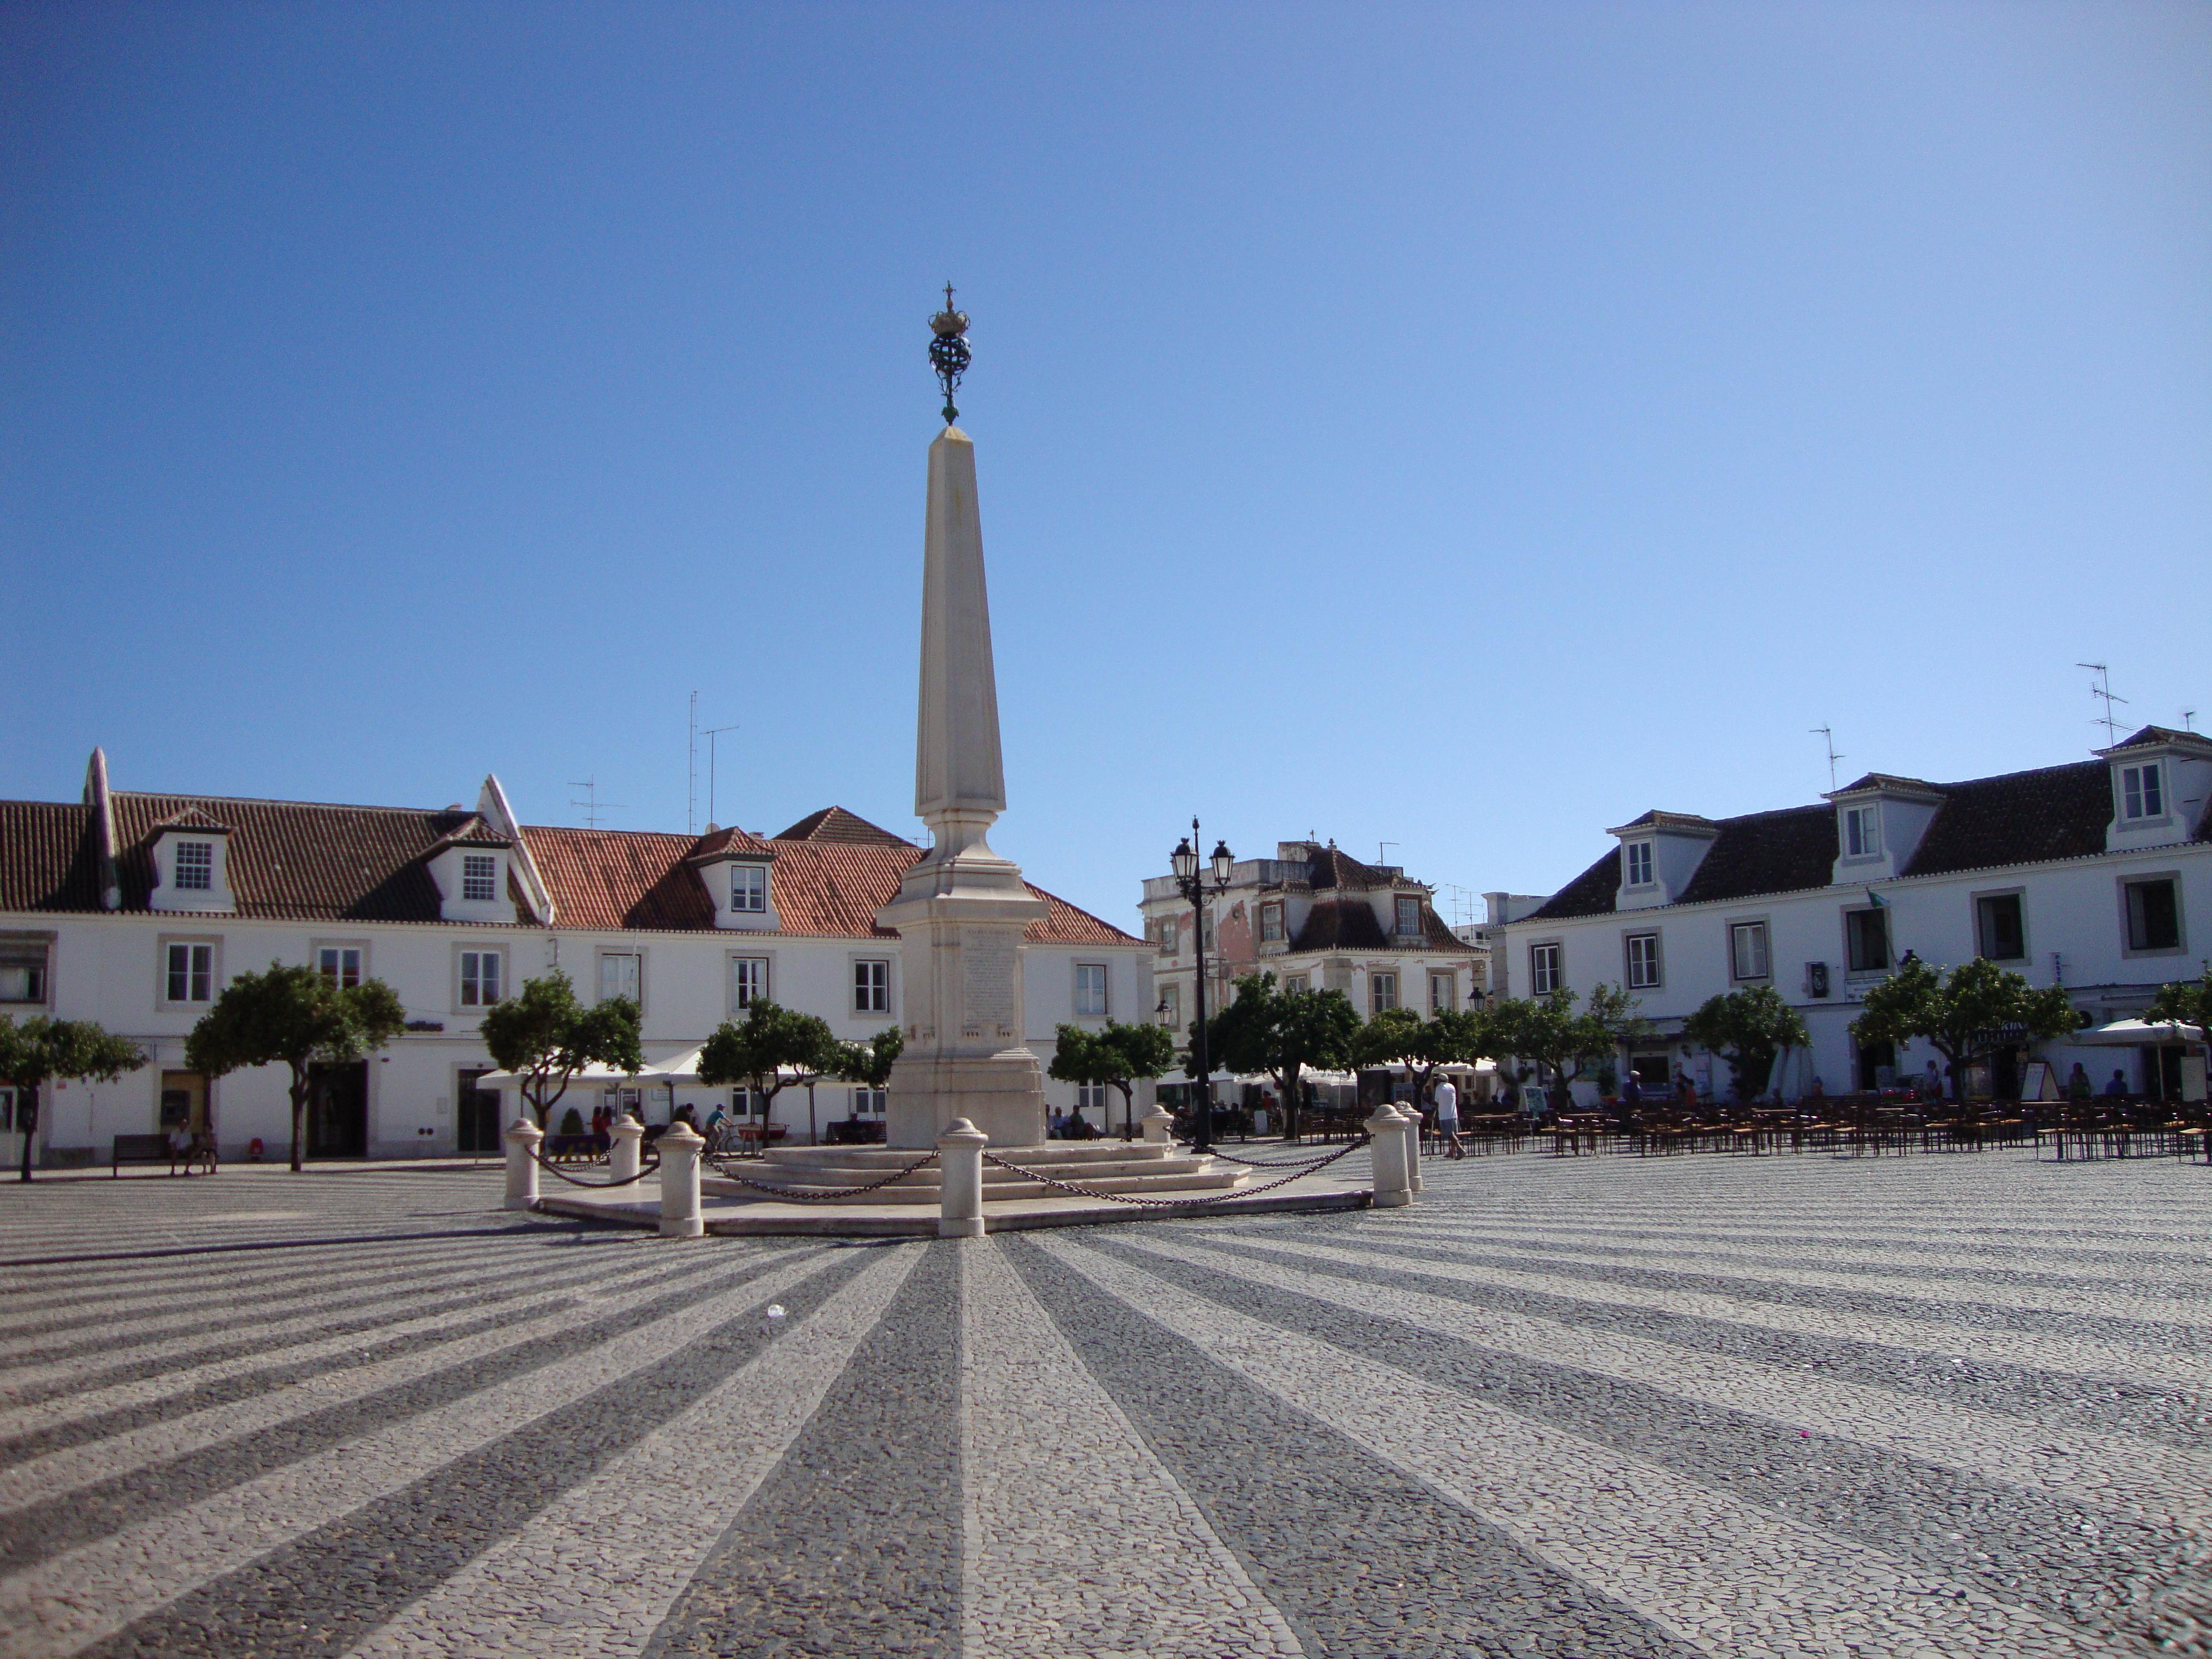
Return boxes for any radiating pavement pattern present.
[0,1154,2204,1657]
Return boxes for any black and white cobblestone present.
[0,1151,2198,1657]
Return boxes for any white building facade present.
[0,755,1150,1166]
[1140,840,1488,1040]
[1501,728,2212,1103]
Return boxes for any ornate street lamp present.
[1169,817,1234,1153]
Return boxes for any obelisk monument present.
[878,290,1049,1149]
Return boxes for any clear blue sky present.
[5,4,2208,931]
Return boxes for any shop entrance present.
[456,1068,500,1155]
[307,1061,368,1159]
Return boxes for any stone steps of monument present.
[759,1140,1182,1171]
[701,1159,1251,1206]
[745,1151,1217,1189]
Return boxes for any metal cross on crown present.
[928,283,971,426]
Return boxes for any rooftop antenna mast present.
[686,692,698,833]
[2183,708,2198,734]
[2078,663,2128,746]
[1378,841,1399,869]
[701,725,739,828]
[567,777,627,830]
[1812,726,1843,791]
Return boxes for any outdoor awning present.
[2074,1018,2206,1047]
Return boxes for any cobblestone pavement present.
[0,1152,2204,1657]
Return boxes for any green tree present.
[1682,985,1811,1101]
[836,1025,905,1091]
[2145,963,2212,1040]
[184,962,406,1172]
[1850,956,2079,1102]
[1351,1006,1493,1108]
[697,999,840,1148]
[1203,973,1360,1140]
[481,969,644,1131]
[0,1016,147,1183]
[1489,988,1629,1113]
[1049,1019,1177,1136]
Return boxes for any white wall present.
[3,911,1152,1157]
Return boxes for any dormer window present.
[731,864,768,914]
[2121,761,2164,821]
[1394,895,1421,936]
[1843,806,1881,859]
[461,854,498,903]
[174,842,214,891]
[1624,841,1653,888]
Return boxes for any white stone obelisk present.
[878,418,1048,1149]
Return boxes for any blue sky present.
[4,3,2207,930]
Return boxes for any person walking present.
[1433,1076,1464,1159]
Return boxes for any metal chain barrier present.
[981,1137,1370,1207]
[530,1151,664,1190]
[1182,1137,1371,1170]
[701,1149,940,1202]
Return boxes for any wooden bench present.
[112,1134,175,1176]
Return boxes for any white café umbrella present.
[2073,1017,2206,1047]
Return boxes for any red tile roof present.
[521,818,1138,943]
[0,782,1139,946]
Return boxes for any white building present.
[0,752,1150,1165]
[1500,727,2212,1102]
[1140,840,1487,1037]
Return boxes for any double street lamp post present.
[1167,820,1235,1154]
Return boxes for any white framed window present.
[174,841,214,891]
[1843,805,1880,859]
[730,955,770,1010]
[1280,973,1308,994]
[461,854,498,903]
[316,946,363,988]
[1625,931,1662,989]
[165,941,215,1004]
[2121,762,2166,821]
[731,864,768,913]
[1074,1081,1112,1119]
[1624,841,1653,887]
[0,941,49,1005]
[1729,921,1769,982]
[1200,910,1215,951]
[598,952,641,1006]
[1528,942,1561,996]
[1843,907,1890,974]
[1156,916,1178,954]
[852,1086,887,1116]
[1974,891,2026,962]
[2122,876,2183,954]
[1260,903,1283,942]
[854,958,890,1015]
[1394,896,1421,937]
[1370,971,1399,1014]
[0,1086,14,1134]
[1074,963,1109,1017]
[1429,970,1456,1013]
[460,949,504,1007]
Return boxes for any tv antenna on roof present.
[701,725,739,829]
[2077,663,2128,746]
[568,778,627,830]
[2183,708,2199,734]
[1811,727,1843,792]
[1378,842,1399,869]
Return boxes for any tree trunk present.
[1281,1063,1301,1141]
[289,1071,308,1172]
[16,1089,34,1183]
[1114,1082,1135,1138]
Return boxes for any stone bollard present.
[504,1116,542,1212]
[658,1120,706,1239]
[1140,1105,1175,1145]
[1405,1103,1425,1193]
[1366,1103,1412,1208]
[937,1117,988,1239]
[608,1113,645,1184]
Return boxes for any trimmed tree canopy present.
[1,1015,146,1182]
[697,999,841,1118]
[1850,956,2079,1086]
[184,961,406,1171]
[481,969,643,1130]
[836,1025,905,1092]
[1682,985,1811,1100]
[1049,1019,1176,1134]
[2145,966,2212,1038]
[1203,973,1359,1139]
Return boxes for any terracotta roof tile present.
[0,802,102,912]
[773,806,912,847]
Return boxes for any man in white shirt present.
[1432,1078,1464,1160]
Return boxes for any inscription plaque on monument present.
[961,928,1018,1031]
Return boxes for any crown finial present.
[928,284,971,426]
